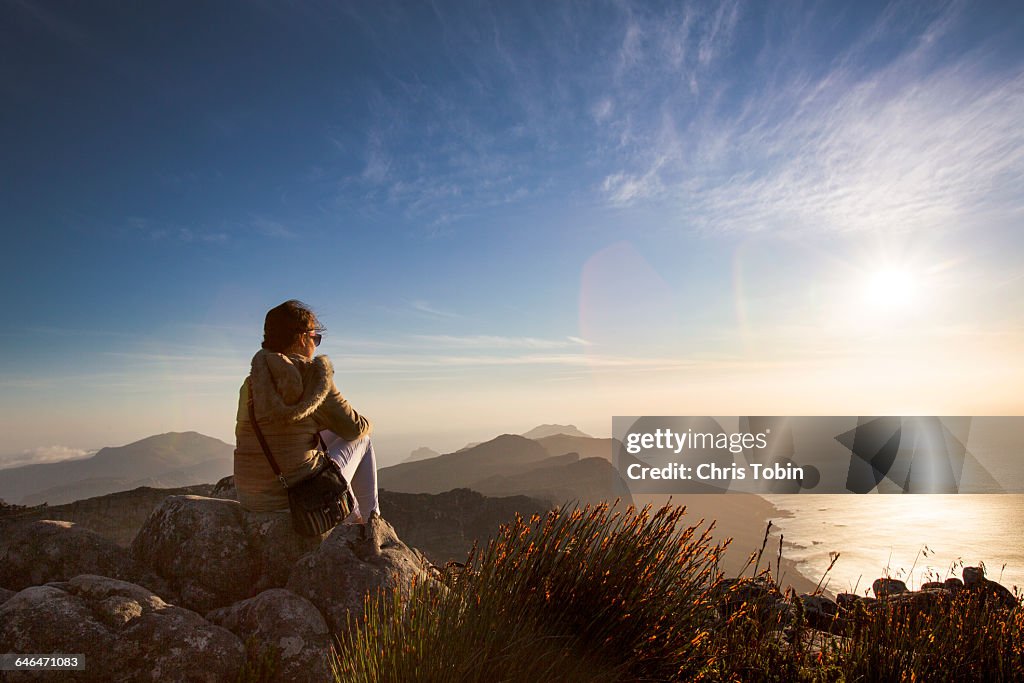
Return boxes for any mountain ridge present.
[0,431,233,506]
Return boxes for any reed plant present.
[332,502,1023,682]
[334,502,728,681]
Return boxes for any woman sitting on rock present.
[234,299,380,524]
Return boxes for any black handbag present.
[247,378,354,536]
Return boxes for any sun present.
[862,267,918,310]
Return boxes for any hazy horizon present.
[3,1,1022,462]
[0,422,609,472]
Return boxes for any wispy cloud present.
[411,334,591,349]
[126,217,229,243]
[0,445,95,469]
[409,300,461,318]
[597,3,1024,236]
[250,216,298,239]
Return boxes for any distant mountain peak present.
[402,446,441,464]
[521,424,591,440]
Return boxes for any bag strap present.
[247,377,290,490]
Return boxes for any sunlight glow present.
[862,267,918,310]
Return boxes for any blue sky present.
[2,0,1023,466]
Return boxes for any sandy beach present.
[634,493,821,596]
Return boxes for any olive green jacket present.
[234,349,372,512]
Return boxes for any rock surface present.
[713,575,784,620]
[872,577,908,598]
[207,588,333,683]
[0,520,127,590]
[209,477,550,567]
[799,594,841,632]
[0,574,245,682]
[287,515,431,634]
[962,565,1018,610]
[130,495,323,613]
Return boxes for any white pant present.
[319,432,380,522]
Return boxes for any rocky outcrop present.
[2,494,437,679]
[4,476,556,571]
[287,515,431,634]
[130,495,323,613]
[0,520,127,590]
[0,574,245,682]
[713,575,782,617]
[210,477,551,567]
[207,588,333,683]
[799,594,841,632]
[963,565,1018,610]
[872,578,908,598]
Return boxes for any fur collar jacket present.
[248,348,334,424]
[235,348,371,512]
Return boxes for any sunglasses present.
[308,331,323,347]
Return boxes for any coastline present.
[633,492,822,596]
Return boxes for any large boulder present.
[212,477,552,568]
[0,574,244,682]
[872,578,908,598]
[962,565,1018,610]
[713,575,782,618]
[287,515,431,634]
[207,588,333,683]
[129,496,323,613]
[799,594,841,632]
[0,520,127,590]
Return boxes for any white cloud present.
[1,445,94,469]
[409,300,461,318]
[597,4,1024,235]
[412,334,591,349]
[251,216,297,239]
[591,98,614,123]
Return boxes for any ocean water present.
[762,494,1024,597]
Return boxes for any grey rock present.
[210,475,238,500]
[0,587,15,605]
[0,574,244,682]
[963,566,984,586]
[0,520,127,590]
[799,594,841,632]
[207,588,332,683]
[835,592,859,611]
[287,515,431,634]
[920,581,948,591]
[713,575,781,617]
[213,478,551,568]
[962,566,1018,610]
[872,577,908,598]
[879,588,952,618]
[130,495,322,613]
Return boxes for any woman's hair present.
[262,300,324,353]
